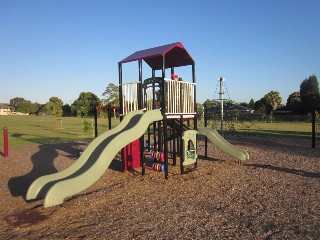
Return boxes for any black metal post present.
[173,119,176,166]
[108,104,112,130]
[138,59,143,109]
[147,126,151,152]
[192,65,198,175]
[192,64,197,130]
[162,55,169,179]
[312,104,316,148]
[162,55,166,78]
[118,63,123,122]
[180,115,184,174]
[138,59,145,174]
[152,77,156,152]
[204,103,208,158]
[163,80,168,179]
[171,67,174,79]
[118,62,125,171]
[94,106,98,137]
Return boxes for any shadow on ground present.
[244,163,320,179]
[7,142,86,199]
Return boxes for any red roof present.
[119,42,194,70]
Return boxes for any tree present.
[254,91,282,118]
[62,104,72,116]
[102,83,119,119]
[239,102,250,108]
[10,97,41,114]
[240,99,255,109]
[46,97,63,117]
[196,102,204,119]
[231,109,240,121]
[71,92,101,117]
[300,75,320,112]
[80,105,91,135]
[249,98,255,109]
[46,97,63,128]
[263,91,282,111]
[102,83,119,105]
[286,92,305,114]
[287,92,301,106]
[203,99,219,109]
[71,92,100,136]
[10,97,26,108]
[254,98,269,119]
[19,100,39,114]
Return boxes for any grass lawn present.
[0,115,316,148]
[199,118,315,138]
[233,121,313,137]
[0,115,120,147]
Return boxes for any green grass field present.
[204,119,314,137]
[0,115,316,148]
[235,121,312,137]
[0,115,120,147]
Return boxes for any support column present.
[162,55,169,179]
[171,67,175,79]
[312,101,316,148]
[192,64,197,130]
[204,103,208,158]
[138,59,145,173]
[173,119,177,166]
[180,115,184,174]
[94,107,98,137]
[118,63,123,121]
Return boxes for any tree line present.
[204,74,319,118]
[9,83,119,117]
[253,74,319,116]
[8,75,319,118]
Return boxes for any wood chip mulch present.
[0,134,319,239]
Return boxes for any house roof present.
[119,42,194,70]
[207,102,254,112]
[0,104,14,109]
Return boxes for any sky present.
[1,0,319,105]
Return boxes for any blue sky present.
[1,0,319,105]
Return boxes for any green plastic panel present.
[182,130,198,166]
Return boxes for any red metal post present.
[3,127,8,157]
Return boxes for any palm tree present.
[263,91,282,110]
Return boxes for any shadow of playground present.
[244,163,320,179]
[7,141,87,199]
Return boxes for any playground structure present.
[118,42,198,178]
[26,42,249,208]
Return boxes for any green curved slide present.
[26,109,163,208]
[197,127,249,161]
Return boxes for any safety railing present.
[121,78,196,116]
[120,82,140,116]
[164,78,195,115]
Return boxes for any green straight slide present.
[26,109,163,208]
[197,127,249,161]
